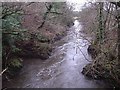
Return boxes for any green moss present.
[36,34,50,42]
[5,58,23,78]
[36,43,52,54]
[9,58,22,68]
[105,64,112,70]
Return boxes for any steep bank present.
[82,44,120,87]
[77,2,120,87]
[19,2,74,58]
[2,2,74,81]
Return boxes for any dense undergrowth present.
[80,2,120,87]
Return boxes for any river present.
[3,20,111,88]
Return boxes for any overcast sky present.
[66,0,89,12]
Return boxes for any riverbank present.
[3,20,112,88]
[2,2,74,82]
[82,44,120,87]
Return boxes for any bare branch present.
[0,68,8,76]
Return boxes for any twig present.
[0,67,8,76]
[77,46,92,62]
[26,2,35,7]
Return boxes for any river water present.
[3,20,111,88]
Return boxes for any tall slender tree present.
[98,2,104,44]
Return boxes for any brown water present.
[3,20,111,88]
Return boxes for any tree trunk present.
[98,2,104,44]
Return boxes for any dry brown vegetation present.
[80,2,120,87]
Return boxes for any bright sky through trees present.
[66,0,88,11]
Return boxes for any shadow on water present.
[3,20,112,88]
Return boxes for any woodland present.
[1,1,120,88]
